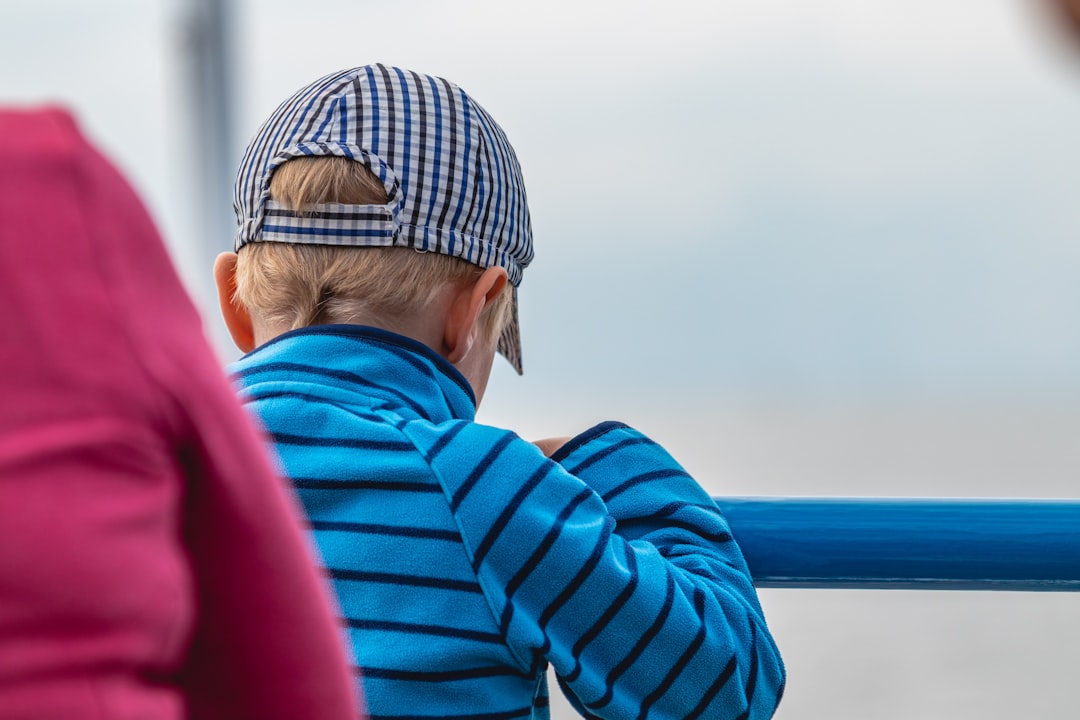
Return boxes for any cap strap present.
[261,200,399,245]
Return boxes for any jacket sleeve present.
[404,419,785,720]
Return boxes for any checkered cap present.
[234,64,533,374]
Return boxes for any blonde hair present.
[233,157,511,341]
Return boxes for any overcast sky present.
[5,0,1080,431]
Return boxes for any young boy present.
[215,64,785,719]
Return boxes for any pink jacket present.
[0,108,363,720]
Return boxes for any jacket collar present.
[229,324,476,424]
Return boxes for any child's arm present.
[548,421,785,718]
[406,420,785,720]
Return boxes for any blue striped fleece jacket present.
[230,325,785,720]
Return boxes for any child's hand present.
[532,437,572,458]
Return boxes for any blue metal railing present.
[714,497,1080,591]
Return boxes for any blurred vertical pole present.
[179,0,236,353]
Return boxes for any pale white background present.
[5,2,1080,717]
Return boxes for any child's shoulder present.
[403,417,536,460]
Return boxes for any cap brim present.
[496,285,523,375]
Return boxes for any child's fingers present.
[532,437,572,457]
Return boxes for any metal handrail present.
[714,496,1080,591]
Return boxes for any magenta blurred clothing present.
[0,109,363,720]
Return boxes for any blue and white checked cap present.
[234,64,534,374]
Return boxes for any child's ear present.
[213,252,256,353]
[443,266,508,364]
